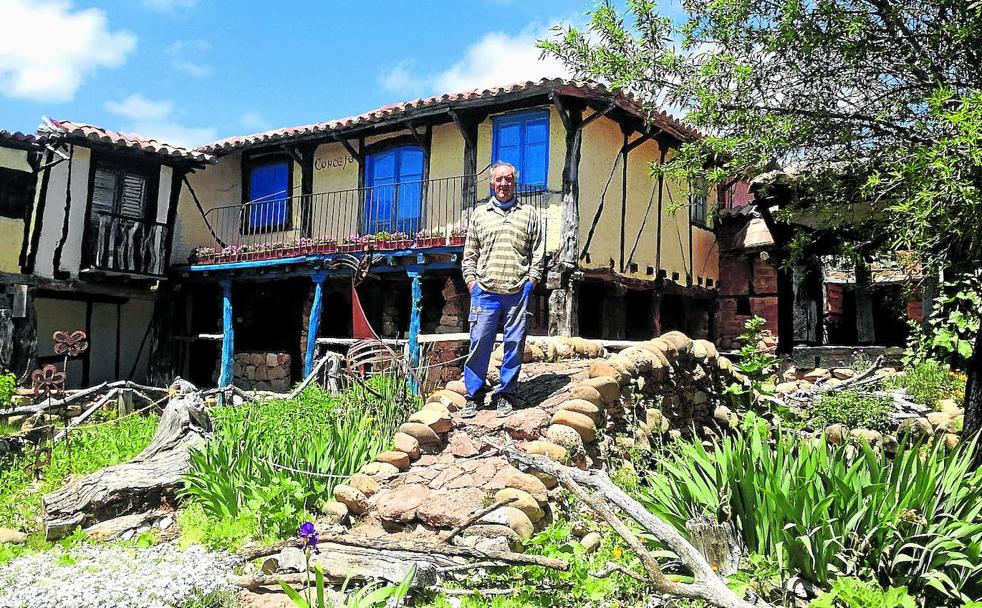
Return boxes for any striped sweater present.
[462,198,544,294]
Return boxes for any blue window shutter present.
[492,110,549,188]
[365,146,424,234]
[248,161,289,229]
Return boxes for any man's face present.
[492,166,516,201]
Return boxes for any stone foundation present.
[232,352,292,392]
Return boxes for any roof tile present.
[37,117,213,163]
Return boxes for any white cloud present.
[377,21,573,97]
[105,94,174,122]
[165,38,211,79]
[105,93,215,148]
[239,111,271,132]
[141,0,196,13]
[0,0,136,102]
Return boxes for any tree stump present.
[685,516,742,576]
[42,384,211,539]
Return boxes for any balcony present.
[85,211,169,276]
[190,174,545,265]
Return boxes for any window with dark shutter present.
[89,164,148,220]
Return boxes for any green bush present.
[0,370,16,408]
[181,380,416,541]
[0,412,158,551]
[888,360,965,407]
[811,577,916,608]
[810,389,892,431]
[725,316,778,412]
[637,417,982,605]
[905,273,981,367]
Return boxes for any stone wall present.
[232,352,291,391]
[716,252,780,348]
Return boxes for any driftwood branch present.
[591,562,650,583]
[5,380,170,416]
[444,496,519,545]
[489,441,764,608]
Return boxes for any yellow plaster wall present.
[0,147,31,172]
[425,123,466,236]
[692,225,719,284]
[170,153,241,264]
[577,115,624,272]
[0,219,23,273]
[622,137,662,278]
[311,141,360,241]
[659,173,690,282]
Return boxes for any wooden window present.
[245,160,291,231]
[0,167,34,219]
[690,175,708,225]
[90,163,149,222]
[492,110,549,188]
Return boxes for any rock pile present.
[321,332,744,550]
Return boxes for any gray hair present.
[490,160,519,180]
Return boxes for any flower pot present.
[415,237,442,248]
[338,244,360,253]
[316,244,338,254]
[448,236,466,246]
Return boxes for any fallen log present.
[489,440,765,608]
[42,382,211,539]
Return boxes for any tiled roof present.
[0,130,38,147]
[201,78,699,154]
[37,117,213,163]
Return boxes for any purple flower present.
[298,521,319,552]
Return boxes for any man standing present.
[460,161,544,418]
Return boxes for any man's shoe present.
[460,399,479,419]
[494,394,514,417]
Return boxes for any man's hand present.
[529,278,538,289]
[467,280,476,292]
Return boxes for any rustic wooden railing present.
[87,212,169,276]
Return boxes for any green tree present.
[542,0,982,435]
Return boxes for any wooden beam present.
[303,275,326,376]
[448,110,476,148]
[549,93,572,132]
[623,131,658,155]
[578,103,616,132]
[333,136,362,163]
[279,145,303,165]
[407,122,426,148]
[218,279,234,388]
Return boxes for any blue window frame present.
[364,145,424,235]
[246,160,290,231]
[492,110,549,188]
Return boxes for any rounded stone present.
[588,361,624,385]
[650,338,679,360]
[645,408,670,433]
[494,488,545,523]
[531,470,558,489]
[881,434,900,457]
[460,524,521,547]
[409,409,453,434]
[775,381,799,394]
[825,423,848,445]
[524,440,570,464]
[580,377,621,404]
[317,500,349,526]
[693,339,719,362]
[713,405,738,430]
[524,343,546,363]
[559,399,603,424]
[360,461,400,478]
[620,347,654,373]
[429,389,466,411]
[444,380,467,396]
[660,331,693,357]
[479,506,535,541]
[376,450,411,471]
[717,356,735,373]
[567,385,605,407]
[400,422,441,446]
[926,411,954,433]
[609,354,639,378]
[898,417,933,439]
[422,402,451,417]
[551,410,597,443]
[349,473,380,497]
[938,399,962,417]
[850,428,882,445]
[491,466,549,503]
[393,432,421,461]
[333,484,369,515]
[580,531,602,554]
[546,424,585,455]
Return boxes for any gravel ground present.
[0,542,242,608]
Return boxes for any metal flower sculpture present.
[31,364,66,400]
[53,330,88,358]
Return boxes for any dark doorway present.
[625,289,655,340]
[577,282,605,339]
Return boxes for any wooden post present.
[558,102,583,270]
[408,272,423,393]
[855,261,875,344]
[219,280,234,388]
[547,272,578,337]
[304,274,326,377]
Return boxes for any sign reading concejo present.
[314,155,356,171]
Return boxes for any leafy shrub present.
[888,360,965,407]
[810,389,892,431]
[0,370,16,407]
[0,412,158,545]
[182,380,416,541]
[638,418,982,604]
[906,273,981,367]
[725,316,778,411]
[811,577,916,608]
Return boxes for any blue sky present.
[0,0,633,149]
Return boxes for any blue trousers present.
[463,282,532,401]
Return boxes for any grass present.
[179,377,419,546]
[809,389,892,431]
[0,411,159,562]
[888,360,966,407]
